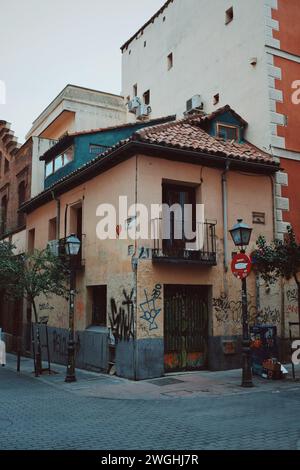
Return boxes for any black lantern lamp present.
[65,234,81,257]
[230,219,252,252]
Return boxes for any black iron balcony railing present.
[151,219,217,265]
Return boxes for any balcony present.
[151,220,217,266]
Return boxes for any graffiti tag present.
[139,285,162,331]
[110,289,135,342]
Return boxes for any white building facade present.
[121,0,300,240]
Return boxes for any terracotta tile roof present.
[132,106,273,164]
[22,106,278,214]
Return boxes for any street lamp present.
[65,234,81,383]
[229,219,252,253]
[230,219,254,388]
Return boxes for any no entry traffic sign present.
[231,253,252,280]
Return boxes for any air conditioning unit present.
[47,240,59,257]
[186,95,204,114]
[127,96,142,114]
[136,104,152,120]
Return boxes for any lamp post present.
[230,219,254,388]
[64,234,81,383]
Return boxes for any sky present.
[0,0,165,142]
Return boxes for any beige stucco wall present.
[134,155,277,340]
[26,153,278,340]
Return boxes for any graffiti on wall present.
[39,303,54,311]
[139,284,162,331]
[286,288,297,303]
[286,288,298,316]
[52,330,81,357]
[256,306,280,325]
[110,289,135,342]
[213,293,280,327]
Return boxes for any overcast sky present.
[0,0,164,142]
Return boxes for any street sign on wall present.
[231,253,252,280]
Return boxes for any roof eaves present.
[121,0,174,51]
[22,137,279,215]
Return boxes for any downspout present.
[51,191,60,240]
[64,204,69,240]
[270,174,285,345]
[222,160,230,285]
[132,155,138,381]
[269,175,277,240]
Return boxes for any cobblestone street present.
[1,359,300,450]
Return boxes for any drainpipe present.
[64,204,69,240]
[131,155,138,381]
[51,191,60,240]
[222,160,230,274]
[269,175,277,240]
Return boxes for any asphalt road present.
[0,367,300,450]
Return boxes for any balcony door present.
[162,184,196,255]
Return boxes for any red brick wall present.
[281,158,300,239]
[0,126,32,237]
[273,0,300,56]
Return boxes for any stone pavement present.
[1,354,300,450]
[3,353,300,400]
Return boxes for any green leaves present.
[252,226,300,284]
[0,242,70,320]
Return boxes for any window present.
[225,7,234,25]
[162,183,196,254]
[28,228,35,254]
[133,84,138,97]
[45,161,53,177]
[45,146,74,178]
[0,195,8,235]
[54,155,63,172]
[90,286,107,326]
[18,180,26,227]
[4,158,9,173]
[64,146,74,163]
[89,144,109,155]
[144,41,147,48]
[143,90,150,105]
[48,217,57,241]
[217,123,239,141]
[213,93,220,105]
[167,53,173,70]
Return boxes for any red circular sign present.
[231,253,252,280]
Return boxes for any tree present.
[0,243,70,373]
[0,240,17,289]
[252,226,300,330]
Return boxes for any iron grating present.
[147,377,185,386]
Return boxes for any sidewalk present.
[3,353,300,400]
